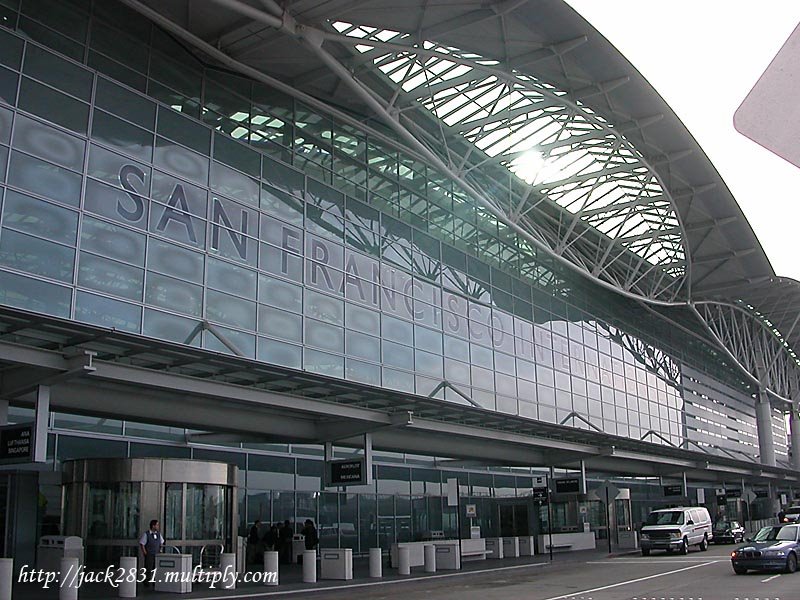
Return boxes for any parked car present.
[640,506,713,556]
[730,524,800,574]
[781,506,800,523]
[713,520,745,544]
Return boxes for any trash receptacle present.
[37,536,84,573]
[291,535,305,564]
[154,554,192,594]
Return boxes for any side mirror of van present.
[687,520,694,525]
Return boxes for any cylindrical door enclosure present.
[62,458,238,567]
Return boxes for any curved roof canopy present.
[122,0,799,399]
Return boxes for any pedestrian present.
[279,520,293,564]
[778,508,786,523]
[248,519,262,564]
[139,519,164,586]
[301,519,319,551]
[265,523,279,551]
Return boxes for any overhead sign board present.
[327,458,366,486]
[734,23,800,169]
[0,424,34,464]
[726,489,742,499]
[554,476,584,495]
[663,484,684,497]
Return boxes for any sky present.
[565,0,800,281]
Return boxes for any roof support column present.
[0,398,7,426]
[756,391,776,467]
[755,352,776,467]
[791,395,800,471]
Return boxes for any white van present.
[640,507,713,555]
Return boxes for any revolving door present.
[62,458,238,566]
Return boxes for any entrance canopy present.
[0,305,794,485]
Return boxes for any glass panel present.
[12,113,86,170]
[0,228,75,281]
[165,483,183,540]
[74,290,141,332]
[78,252,143,301]
[23,44,93,101]
[145,272,202,317]
[0,269,71,317]
[80,216,146,267]
[185,484,227,541]
[95,77,156,129]
[2,189,78,243]
[91,110,153,162]
[18,77,89,133]
[7,151,82,207]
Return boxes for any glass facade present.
[0,4,785,447]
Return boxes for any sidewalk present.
[10,547,636,600]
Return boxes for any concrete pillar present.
[264,551,279,586]
[397,546,410,575]
[0,558,12,600]
[59,557,79,600]
[791,403,800,471]
[368,548,382,578]
[0,399,8,426]
[220,553,236,589]
[118,556,136,598]
[302,550,316,583]
[756,390,776,467]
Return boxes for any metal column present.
[755,389,776,467]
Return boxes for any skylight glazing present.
[331,21,687,301]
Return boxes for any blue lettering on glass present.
[155,183,198,244]
[211,197,249,259]
[118,164,146,222]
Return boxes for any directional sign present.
[663,484,684,497]
[327,458,366,486]
[532,487,549,502]
[734,23,800,169]
[0,424,34,464]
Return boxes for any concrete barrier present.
[220,553,236,589]
[423,544,436,573]
[0,558,12,600]
[397,545,410,575]
[59,557,79,600]
[302,550,316,583]
[118,556,136,598]
[264,551,279,586]
[369,548,382,578]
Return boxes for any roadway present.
[277,544,793,600]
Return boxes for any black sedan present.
[713,520,745,544]
[730,524,800,574]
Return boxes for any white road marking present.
[539,560,719,600]
[761,573,781,582]
[195,561,548,599]
[587,559,724,564]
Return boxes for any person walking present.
[279,520,293,564]
[301,519,319,551]
[139,519,164,586]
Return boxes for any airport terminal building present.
[1,0,800,567]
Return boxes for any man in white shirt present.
[139,519,164,585]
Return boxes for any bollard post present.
[118,556,136,598]
[397,545,410,576]
[0,558,12,600]
[264,550,279,586]
[59,557,79,600]
[302,550,316,583]
[368,548,382,578]
[424,544,436,573]
[220,553,236,590]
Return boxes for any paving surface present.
[10,543,797,600]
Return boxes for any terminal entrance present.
[61,458,238,567]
